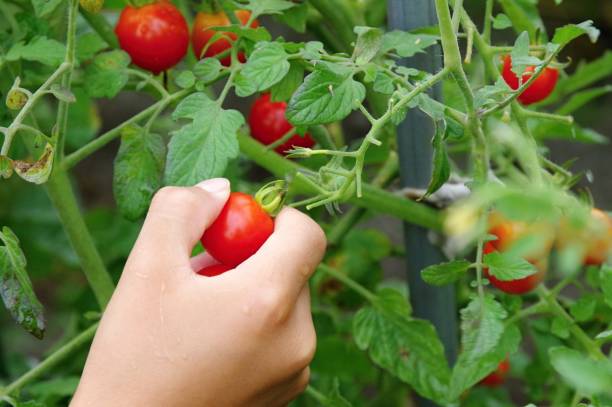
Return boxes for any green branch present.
[80,9,119,48]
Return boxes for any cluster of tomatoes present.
[114,0,314,155]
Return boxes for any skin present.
[249,94,315,155]
[191,10,258,66]
[115,0,189,74]
[71,178,327,406]
[502,55,559,105]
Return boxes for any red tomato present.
[201,192,274,267]
[115,0,189,74]
[191,10,258,66]
[584,208,612,266]
[197,264,233,277]
[248,94,315,155]
[480,358,510,387]
[501,55,559,105]
[483,242,546,295]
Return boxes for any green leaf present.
[84,50,130,98]
[175,71,196,89]
[570,296,597,322]
[552,20,600,47]
[270,61,304,102]
[601,265,612,309]
[556,85,612,115]
[531,121,607,144]
[353,289,451,403]
[6,36,66,66]
[166,93,244,186]
[510,32,542,77]
[421,260,471,286]
[484,251,537,281]
[113,125,166,221]
[0,227,45,339]
[497,0,544,41]
[549,347,612,396]
[311,380,352,407]
[193,58,223,83]
[28,376,79,398]
[459,295,507,361]
[273,1,308,33]
[49,84,76,103]
[555,52,612,96]
[76,32,107,62]
[245,0,295,17]
[381,31,438,58]
[287,62,365,126]
[492,13,512,30]
[14,143,54,184]
[353,26,383,65]
[449,324,521,399]
[551,317,571,339]
[0,155,14,179]
[238,41,290,95]
[373,71,395,94]
[424,120,450,197]
[31,0,64,18]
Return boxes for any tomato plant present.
[115,0,189,74]
[0,0,611,406]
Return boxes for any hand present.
[71,178,326,407]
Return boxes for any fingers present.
[130,178,230,270]
[237,207,326,311]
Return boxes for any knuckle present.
[256,288,289,325]
[294,368,311,395]
[290,324,316,371]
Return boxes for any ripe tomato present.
[115,0,189,74]
[191,10,259,66]
[480,358,510,387]
[584,208,612,266]
[483,242,547,295]
[501,55,559,105]
[197,264,232,277]
[248,94,315,155]
[201,192,274,267]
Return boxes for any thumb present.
[132,178,230,267]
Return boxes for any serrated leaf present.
[459,295,507,362]
[421,260,471,286]
[492,13,512,30]
[175,71,196,89]
[84,50,130,98]
[551,316,571,339]
[113,125,166,220]
[270,61,304,102]
[510,32,542,77]
[13,143,54,184]
[353,26,383,65]
[570,296,597,322]
[552,20,600,47]
[76,32,107,62]
[373,71,394,94]
[353,289,451,403]
[238,41,290,95]
[287,62,365,126]
[0,227,45,339]
[484,251,537,281]
[549,347,612,396]
[166,93,244,186]
[245,0,295,17]
[193,58,222,83]
[381,31,438,58]
[424,120,450,197]
[6,36,66,66]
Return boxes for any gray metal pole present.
[387,1,458,405]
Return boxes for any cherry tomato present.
[197,264,233,277]
[248,94,315,155]
[191,10,259,66]
[480,358,510,387]
[584,208,612,266]
[115,0,189,74]
[501,55,559,105]
[201,192,274,267]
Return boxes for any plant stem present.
[46,170,115,307]
[0,324,98,397]
[238,134,443,231]
[318,263,377,303]
[63,89,189,169]
[482,0,494,43]
[521,109,574,125]
[536,286,605,360]
[80,9,119,48]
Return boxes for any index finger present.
[236,207,326,306]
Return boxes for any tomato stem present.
[254,180,287,217]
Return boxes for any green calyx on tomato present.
[115,0,189,74]
[191,10,259,66]
[254,180,287,217]
[501,55,559,105]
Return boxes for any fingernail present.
[196,178,230,198]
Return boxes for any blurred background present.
[0,0,610,404]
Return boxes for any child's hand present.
[71,178,326,407]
